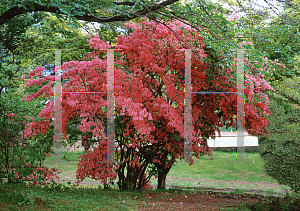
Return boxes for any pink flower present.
[26,162,29,166]
[41,174,45,178]
[31,117,34,120]
[227,16,234,21]
[153,203,156,206]
[8,113,15,117]
[25,116,29,118]
[180,202,183,205]
[123,200,125,203]
[34,181,38,185]
[170,198,172,201]
[184,195,187,198]
[27,176,31,180]
[22,177,25,180]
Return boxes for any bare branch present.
[113,1,135,6]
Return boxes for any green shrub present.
[246,196,300,211]
[258,91,300,193]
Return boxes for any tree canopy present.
[0,0,180,26]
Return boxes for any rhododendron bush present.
[22,19,280,190]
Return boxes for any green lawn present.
[167,151,276,183]
[41,150,293,196]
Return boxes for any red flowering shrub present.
[21,19,280,190]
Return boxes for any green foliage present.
[252,22,300,80]
[24,12,91,69]
[0,84,53,183]
[258,87,300,193]
[0,13,44,92]
[273,76,300,108]
[226,0,300,81]
[246,196,300,211]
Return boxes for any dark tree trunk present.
[157,166,171,189]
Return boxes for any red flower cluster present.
[15,163,60,186]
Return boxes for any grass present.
[42,150,295,197]
[1,182,299,211]
[2,150,298,210]
[0,182,141,210]
[48,150,276,182]
[168,151,275,183]
[151,151,292,197]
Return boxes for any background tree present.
[258,75,300,193]
[0,9,100,183]
[215,0,300,81]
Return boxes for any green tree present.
[215,0,300,81]
[0,10,98,182]
[258,76,300,193]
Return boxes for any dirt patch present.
[135,191,262,210]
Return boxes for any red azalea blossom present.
[21,19,280,190]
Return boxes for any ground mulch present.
[135,190,262,210]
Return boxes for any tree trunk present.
[157,166,171,189]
